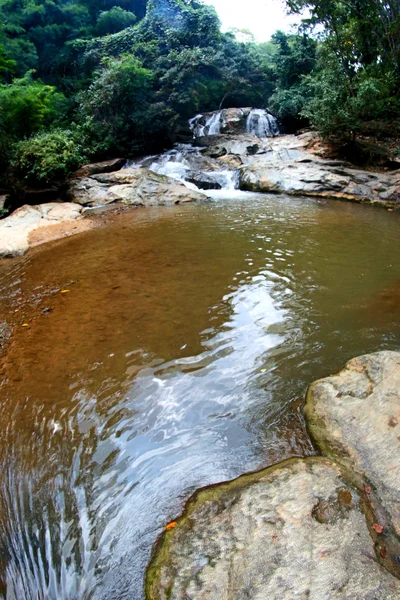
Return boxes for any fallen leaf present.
[260,369,267,373]
[22,323,30,328]
[166,522,177,531]
[364,486,372,494]
[373,523,384,534]
[61,290,71,294]
[380,546,388,559]
[388,417,398,428]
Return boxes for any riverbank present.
[1,129,399,259]
[146,351,400,599]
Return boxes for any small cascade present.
[189,112,222,138]
[125,143,239,193]
[246,109,280,137]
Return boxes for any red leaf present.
[373,523,384,534]
[380,546,388,559]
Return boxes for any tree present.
[77,54,158,154]
[96,7,137,36]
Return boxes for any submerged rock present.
[67,167,206,207]
[146,457,400,600]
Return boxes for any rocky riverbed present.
[146,351,400,600]
[1,109,400,258]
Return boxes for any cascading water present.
[189,112,222,138]
[246,109,280,137]
[189,107,279,139]
[125,143,239,194]
[125,107,280,195]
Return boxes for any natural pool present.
[0,192,400,599]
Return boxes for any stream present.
[0,152,400,598]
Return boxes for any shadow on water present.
[0,194,400,598]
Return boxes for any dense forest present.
[0,0,399,194]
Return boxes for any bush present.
[11,129,87,186]
[96,7,137,36]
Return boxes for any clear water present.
[0,192,400,599]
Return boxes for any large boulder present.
[306,351,400,541]
[198,134,271,158]
[147,351,400,599]
[238,136,400,208]
[67,167,207,207]
[146,457,400,600]
[0,203,83,258]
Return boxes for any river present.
[0,191,399,598]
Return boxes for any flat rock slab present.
[146,457,400,600]
[306,351,400,538]
[68,167,206,207]
[0,203,84,258]
[237,135,400,208]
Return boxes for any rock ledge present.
[146,351,400,599]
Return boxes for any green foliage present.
[0,43,15,80]
[0,71,67,143]
[78,54,158,154]
[96,7,137,36]
[268,31,317,129]
[301,48,400,140]
[0,0,399,191]
[11,129,86,185]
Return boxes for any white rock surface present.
[0,203,83,257]
[147,457,400,600]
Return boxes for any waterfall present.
[189,112,222,138]
[206,112,222,135]
[189,108,279,139]
[124,144,239,193]
[246,109,279,137]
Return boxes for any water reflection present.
[0,194,399,598]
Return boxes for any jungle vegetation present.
[0,0,399,190]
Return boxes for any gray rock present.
[147,457,400,600]
[238,136,400,208]
[199,134,271,158]
[68,168,206,207]
[73,158,125,178]
[306,351,400,538]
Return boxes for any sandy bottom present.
[28,217,97,248]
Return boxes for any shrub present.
[11,129,86,186]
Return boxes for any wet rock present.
[147,457,400,600]
[199,134,271,158]
[73,158,125,178]
[0,203,83,258]
[67,168,206,207]
[239,136,400,208]
[305,351,400,537]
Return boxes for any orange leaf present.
[373,523,384,534]
[165,522,177,531]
